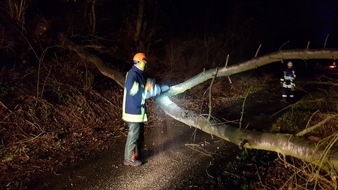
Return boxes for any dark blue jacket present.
[122,66,147,122]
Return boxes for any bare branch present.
[255,44,262,57]
[324,34,330,49]
[208,68,218,121]
[279,41,290,50]
[59,36,125,87]
[224,54,229,68]
[165,49,338,97]
[296,115,338,137]
[239,86,251,129]
[61,38,338,173]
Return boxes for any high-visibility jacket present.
[122,66,161,123]
[280,68,296,89]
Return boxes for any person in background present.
[122,52,169,167]
[280,61,296,102]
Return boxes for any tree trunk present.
[155,95,338,173]
[60,36,125,88]
[60,37,338,173]
[135,0,145,50]
[165,49,338,96]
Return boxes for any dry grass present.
[5,0,28,30]
[267,76,338,190]
[0,55,125,188]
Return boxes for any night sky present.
[29,0,338,56]
[158,0,338,49]
[13,0,338,63]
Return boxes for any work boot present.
[124,159,142,167]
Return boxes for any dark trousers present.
[282,87,295,103]
[282,87,294,98]
[124,122,144,161]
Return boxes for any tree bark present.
[135,0,145,49]
[154,95,338,173]
[60,36,125,88]
[61,37,338,173]
[165,49,338,96]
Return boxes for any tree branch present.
[239,86,251,129]
[59,36,125,88]
[296,115,338,137]
[164,49,338,97]
[60,38,338,172]
[208,68,218,121]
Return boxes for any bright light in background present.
[329,61,336,69]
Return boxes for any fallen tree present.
[61,37,338,174]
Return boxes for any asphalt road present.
[30,117,238,190]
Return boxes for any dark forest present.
[1,0,338,189]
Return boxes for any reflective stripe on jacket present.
[122,66,147,123]
[281,69,296,89]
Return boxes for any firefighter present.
[280,61,296,102]
[122,52,169,166]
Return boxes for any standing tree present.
[134,0,145,51]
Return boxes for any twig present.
[0,102,42,135]
[324,34,329,49]
[224,54,229,68]
[316,132,338,177]
[239,86,251,129]
[279,41,290,50]
[0,102,16,124]
[206,68,218,140]
[277,152,287,168]
[255,165,268,190]
[185,144,213,157]
[206,162,214,179]
[37,46,60,98]
[269,102,295,118]
[305,110,319,130]
[223,170,240,178]
[200,114,225,125]
[191,128,197,144]
[255,44,262,57]
[208,68,218,121]
[227,76,232,86]
[12,132,45,145]
[220,118,239,124]
[25,118,44,133]
[0,101,12,113]
[274,133,338,189]
[40,66,52,98]
[89,91,114,106]
[224,54,232,86]
[296,114,338,137]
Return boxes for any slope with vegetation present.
[1,1,338,189]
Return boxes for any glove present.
[145,78,154,92]
[144,78,161,98]
[160,85,170,92]
[291,83,296,91]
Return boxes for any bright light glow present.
[159,96,173,106]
